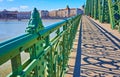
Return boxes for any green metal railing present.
[85,0,120,32]
[0,8,81,77]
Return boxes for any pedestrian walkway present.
[66,15,120,77]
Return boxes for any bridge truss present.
[85,0,120,32]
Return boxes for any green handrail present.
[0,8,81,77]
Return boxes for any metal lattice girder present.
[103,0,110,23]
[85,0,109,23]
[108,0,120,30]
[85,0,120,31]
[98,0,109,23]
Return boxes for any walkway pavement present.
[66,15,120,77]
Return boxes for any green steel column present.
[91,0,94,17]
[119,1,120,32]
[26,8,47,77]
[100,0,104,22]
[108,0,120,30]
[85,0,88,15]
[85,0,91,16]
[85,0,87,15]
[87,0,90,16]
[88,0,91,16]
[102,0,110,23]
[98,0,103,22]
[94,0,98,19]
[108,0,115,29]
[98,0,102,22]
[90,0,92,17]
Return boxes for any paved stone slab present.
[81,16,120,77]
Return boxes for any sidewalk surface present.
[66,15,120,77]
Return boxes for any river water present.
[0,19,62,42]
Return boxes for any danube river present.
[0,19,62,42]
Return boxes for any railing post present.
[45,35,54,77]
[93,0,98,19]
[70,18,76,49]
[10,54,22,76]
[25,8,47,77]
[63,20,69,72]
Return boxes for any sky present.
[0,0,86,11]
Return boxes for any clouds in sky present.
[7,5,29,11]
[7,0,14,1]
[20,6,29,9]
[0,0,14,2]
[0,0,3,2]
[0,0,29,11]
[7,7,19,11]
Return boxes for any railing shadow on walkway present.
[73,19,83,77]
[81,16,120,77]
[87,17,120,49]
[81,51,120,76]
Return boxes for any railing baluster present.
[10,54,22,76]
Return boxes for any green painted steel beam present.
[108,0,120,30]
[85,0,90,16]
[85,0,119,31]
[91,0,94,17]
[98,0,102,22]
[93,0,98,19]
[102,0,110,23]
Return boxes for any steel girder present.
[85,0,120,32]
[108,0,120,31]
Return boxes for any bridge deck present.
[66,15,120,77]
